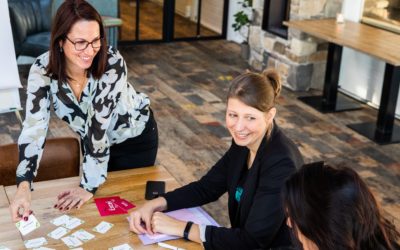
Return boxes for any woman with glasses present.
[9,0,158,221]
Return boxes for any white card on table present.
[65,217,84,230]
[93,221,113,234]
[50,214,72,226]
[48,226,70,240]
[24,237,48,249]
[32,247,56,250]
[0,246,11,250]
[61,236,82,248]
[16,214,41,236]
[71,229,95,242]
[108,243,133,250]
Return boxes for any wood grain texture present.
[2,166,202,250]
[285,19,400,65]
[0,186,9,208]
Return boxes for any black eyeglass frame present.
[65,36,103,51]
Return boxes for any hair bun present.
[262,68,281,98]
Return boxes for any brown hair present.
[46,0,107,83]
[283,162,400,250]
[227,68,281,112]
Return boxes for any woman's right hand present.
[9,181,32,222]
[129,197,167,235]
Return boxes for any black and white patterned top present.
[16,47,151,193]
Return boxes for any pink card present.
[94,196,127,216]
[113,198,135,211]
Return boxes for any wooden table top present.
[284,19,400,66]
[1,166,203,250]
[0,185,9,208]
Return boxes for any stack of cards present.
[50,214,85,230]
[94,196,135,216]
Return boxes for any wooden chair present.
[0,137,80,186]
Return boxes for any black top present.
[162,123,304,250]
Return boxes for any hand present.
[55,187,93,212]
[151,212,186,237]
[129,197,167,235]
[9,181,32,222]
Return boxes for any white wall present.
[340,0,400,117]
[0,0,22,113]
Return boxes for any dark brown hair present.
[46,0,107,83]
[227,68,281,112]
[283,162,400,250]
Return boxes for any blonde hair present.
[227,68,281,112]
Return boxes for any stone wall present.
[248,0,343,91]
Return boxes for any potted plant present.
[232,0,253,59]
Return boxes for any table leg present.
[298,43,362,113]
[348,64,400,144]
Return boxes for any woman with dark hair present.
[129,69,304,249]
[10,0,158,221]
[283,162,400,250]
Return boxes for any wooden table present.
[0,185,9,208]
[1,166,202,250]
[285,19,400,144]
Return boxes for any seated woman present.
[10,0,158,221]
[283,162,400,250]
[129,69,304,249]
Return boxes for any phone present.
[145,180,166,200]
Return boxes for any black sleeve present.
[162,146,233,211]
[203,157,297,250]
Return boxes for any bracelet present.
[183,221,194,240]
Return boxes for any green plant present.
[232,0,253,33]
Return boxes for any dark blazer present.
[163,123,304,250]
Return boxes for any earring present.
[60,47,63,53]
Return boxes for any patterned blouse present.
[16,47,151,193]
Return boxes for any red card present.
[94,196,127,216]
[113,198,135,211]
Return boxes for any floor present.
[119,0,219,41]
[1,40,399,229]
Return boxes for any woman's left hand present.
[54,187,93,212]
[151,211,186,236]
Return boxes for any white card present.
[93,221,113,234]
[108,243,133,250]
[0,246,11,250]
[61,236,82,248]
[16,214,41,236]
[33,247,56,250]
[48,226,70,240]
[50,214,72,226]
[71,229,95,242]
[65,217,84,230]
[24,237,48,249]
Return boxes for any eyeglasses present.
[65,36,102,51]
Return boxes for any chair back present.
[0,137,80,186]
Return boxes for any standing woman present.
[283,162,400,250]
[10,0,158,221]
[129,69,304,249]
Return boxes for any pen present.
[157,242,185,250]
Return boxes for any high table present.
[285,19,400,144]
[1,166,203,249]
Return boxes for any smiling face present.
[226,98,275,152]
[61,19,100,74]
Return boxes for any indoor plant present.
[232,0,253,59]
